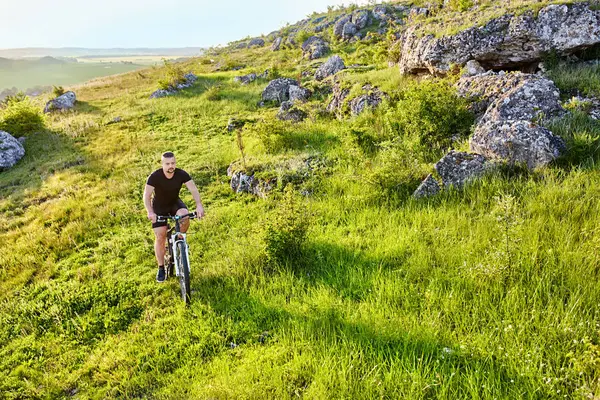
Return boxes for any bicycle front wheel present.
[176,241,191,304]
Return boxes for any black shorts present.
[152,199,187,228]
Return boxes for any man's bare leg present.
[153,226,168,266]
[176,208,190,233]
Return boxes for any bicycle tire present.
[176,241,191,304]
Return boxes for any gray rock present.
[235,42,248,49]
[434,151,490,188]
[150,73,197,98]
[272,37,283,51]
[398,3,600,75]
[301,36,330,60]
[248,38,265,48]
[470,120,565,169]
[463,60,487,76]
[0,131,25,170]
[326,83,350,113]
[261,78,300,104]
[277,101,307,122]
[372,5,390,20]
[43,91,76,113]
[228,170,275,198]
[342,22,358,39]
[284,36,296,48]
[315,55,346,81]
[288,85,312,103]
[349,85,388,115]
[408,7,429,19]
[233,73,258,85]
[457,72,565,168]
[413,174,441,198]
[352,10,371,29]
[334,15,351,38]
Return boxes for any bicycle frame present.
[158,213,196,277]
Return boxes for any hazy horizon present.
[1,0,369,49]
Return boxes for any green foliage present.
[385,79,473,160]
[204,84,222,101]
[52,85,65,97]
[295,30,312,45]
[248,119,293,154]
[446,0,474,11]
[262,185,308,265]
[157,58,186,90]
[0,95,45,137]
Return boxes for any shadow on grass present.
[0,129,92,203]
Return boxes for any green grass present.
[1,4,600,399]
[0,60,146,92]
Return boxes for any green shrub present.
[204,84,222,101]
[366,141,429,198]
[0,96,45,137]
[157,58,186,90]
[385,79,473,161]
[296,30,312,45]
[446,0,473,11]
[248,119,292,154]
[262,185,308,265]
[52,86,65,97]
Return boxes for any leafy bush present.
[446,0,474,11]
[248,119,293,154]
[296,30,313,45]
[204,84,222,101]
[262,185,308,265]
[0,95,45,137]
[366,141,429,198]
[157,59,186,90]
[385,79,473,161]
[52,86,65,97]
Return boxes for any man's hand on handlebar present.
[147,211,157,223]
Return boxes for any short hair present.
[162,151,175,159]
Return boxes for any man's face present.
[162,157,176,174]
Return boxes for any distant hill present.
[0,47,205,59]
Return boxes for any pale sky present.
[0,0,370,49]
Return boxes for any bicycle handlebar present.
[156,212,197,223]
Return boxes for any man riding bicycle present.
[143,151,205,282]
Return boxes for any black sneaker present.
[156,267,166,283]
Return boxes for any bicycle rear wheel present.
[176,241,191,304]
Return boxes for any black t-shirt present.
[146,168,191,208]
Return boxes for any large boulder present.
[301,36,330,60]
[470,121,565,169]
[398,3,600,75]
[434,151,491,188]
[342,22,358,39]
[43,91,76,113]
[352,10,371,29]
[372,5,390,21]
[0,131,25,170]
[248,38,265,48]
[333,15,351,38]
[228,169,275,198]
[457,72,565,168]
[326,83,350,113]
[288,85,312,103]
[261,78,299,104]
[413,174,441,198]
[315,55,346,81]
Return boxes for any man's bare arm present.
[185,180,205,217]
[143,184,157,222]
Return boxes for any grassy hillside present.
[1,2,600,399]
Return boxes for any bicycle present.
[157,212,197,304]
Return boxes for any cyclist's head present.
[161,152,176,173]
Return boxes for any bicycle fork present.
[169,233,190,277]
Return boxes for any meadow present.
[0,2,599,399]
